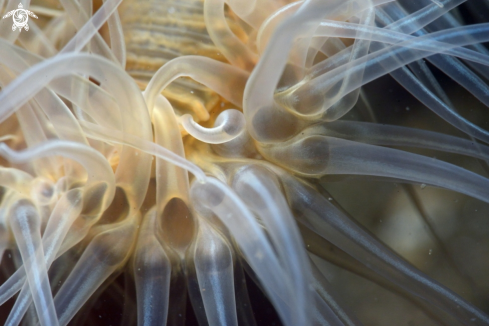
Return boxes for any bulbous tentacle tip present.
[1,0,489,325]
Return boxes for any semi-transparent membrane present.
[0,0,489,325]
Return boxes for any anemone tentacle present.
[0,0,488,325]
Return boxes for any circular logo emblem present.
[2,3,38,32]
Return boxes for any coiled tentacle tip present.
[0,0,489,325]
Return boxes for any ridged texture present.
[119,0,246,118]
[121,0,225,80]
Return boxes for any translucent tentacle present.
[5,189,83,326]
[306,120,489,161]
[280,173,489,326]
[179,109,246,144]
[53,216,138,326]
[232,164,313,326]
[259,135,489,203]
[79,120,206,182]
[190,178,293,325]
[8,198,59,326]
[204,0,257,71]
[193,219,238,326]
[134,208,171,326]
[0,141,115,206]
[144,56,249,116]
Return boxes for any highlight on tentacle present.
[0,0,488,325]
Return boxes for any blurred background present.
[0,0,488,325]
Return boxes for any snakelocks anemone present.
[0,0,488,325]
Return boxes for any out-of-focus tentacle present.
[133,208,171,326]
[52,215,138,326]
[192,218,238,326]
[8,198,59,326]
[279,173,489,325]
